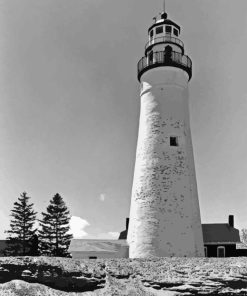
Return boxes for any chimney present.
[126,218,129,231]
[228,215,234,227]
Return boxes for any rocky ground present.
[0,257,246,295]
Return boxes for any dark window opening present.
[89,256,97,259]
[173,28,179,36]
[164,45,172,62]
[149,51,153,64]
[150,30,154,38]
[170,136,178,147]
[166,26,172,34]
[156,26,163,34]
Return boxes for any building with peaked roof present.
[202,215,241,257]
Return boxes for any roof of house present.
[202,224,240,244]
[68,239,128,253]
[119,230,127,240]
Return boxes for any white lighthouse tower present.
[127,3,204,258]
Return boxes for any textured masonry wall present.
[128,67,204,258]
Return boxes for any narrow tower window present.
[149,51,153,64]
[170,136,178,147]
[150,30,154,39]
[156,26,163,34]
[173,28,179,36]
[164,45,172,62]
[166,26,172,34]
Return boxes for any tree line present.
[4,192,73,257]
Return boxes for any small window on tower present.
[166,26,172,34]
[150,30,154,39]
[173,28,179,36]
[170,136,178,147]
[156,26,163,34]
[149,51,153,64]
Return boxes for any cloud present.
[69,215,119,240]
[69,216,90,239]
[99,193,106,202]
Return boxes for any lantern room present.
[138,7,192,82]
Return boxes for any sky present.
[0,0,247,240]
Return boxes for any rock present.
[0,257,246,295]
[0,280,100,296]
[21,269,33,277]
[151,284,161,289]
[169,284,199,292]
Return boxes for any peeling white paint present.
[127,67,204,258]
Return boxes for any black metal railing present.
[137,50,192,81]
[145,36,184,53]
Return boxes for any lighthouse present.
[127,3,204,258]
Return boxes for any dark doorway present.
[217,247,225,257]
[164,45,172,62]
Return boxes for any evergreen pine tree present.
[39,193,73,257]
[5,192,37,256]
